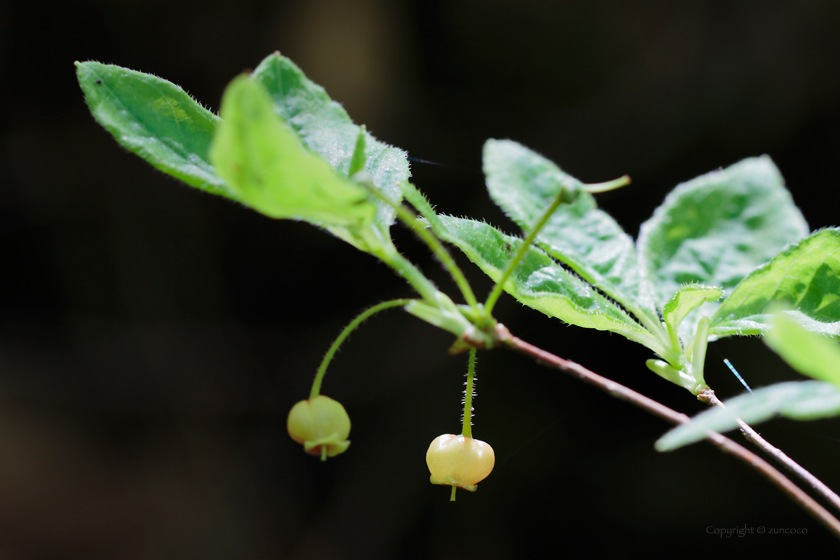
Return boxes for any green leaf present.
[251,53,407,236]
[655,381,840,451]
[765,314,840,387]
[663,284,722,347]
[711,228,840,338]
[347,126,368,177]
[690,316,711,390]
[75,61,234,200]
[646,359,703,394]
[482,140,660,331]
[210,76,376,228]
[639,156,808,341]
[436,215,667,355]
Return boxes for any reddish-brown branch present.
[699,389,840,515]
[495,324,840,539]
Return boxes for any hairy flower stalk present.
[427,348,495,501]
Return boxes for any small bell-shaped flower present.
[426,434,495,491]
[287,395,351,460]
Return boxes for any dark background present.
[2,0,840,557]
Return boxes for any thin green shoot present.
[581,174,631,193]
[484,191,567,315]
[310,299,410,400]
[364,183,480,311]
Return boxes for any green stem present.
[372,245,440,305]
[581,175,631,193]
[461,348,477,438]
[309,299,410,400]
[400,206,479,311]
[450,486,457,502]
[366,186,479,311]
[484,191,566,316]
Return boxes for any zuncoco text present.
[706,525,809,537]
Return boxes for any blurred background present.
[3,0,840,557]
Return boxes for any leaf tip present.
[653,438,673,452]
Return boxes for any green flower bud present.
[287,395,351,460]
[426,434,495,491]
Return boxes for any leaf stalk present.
[484,190,567,316]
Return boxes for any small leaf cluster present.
[437,142,840,396]
[658,315,840,451]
